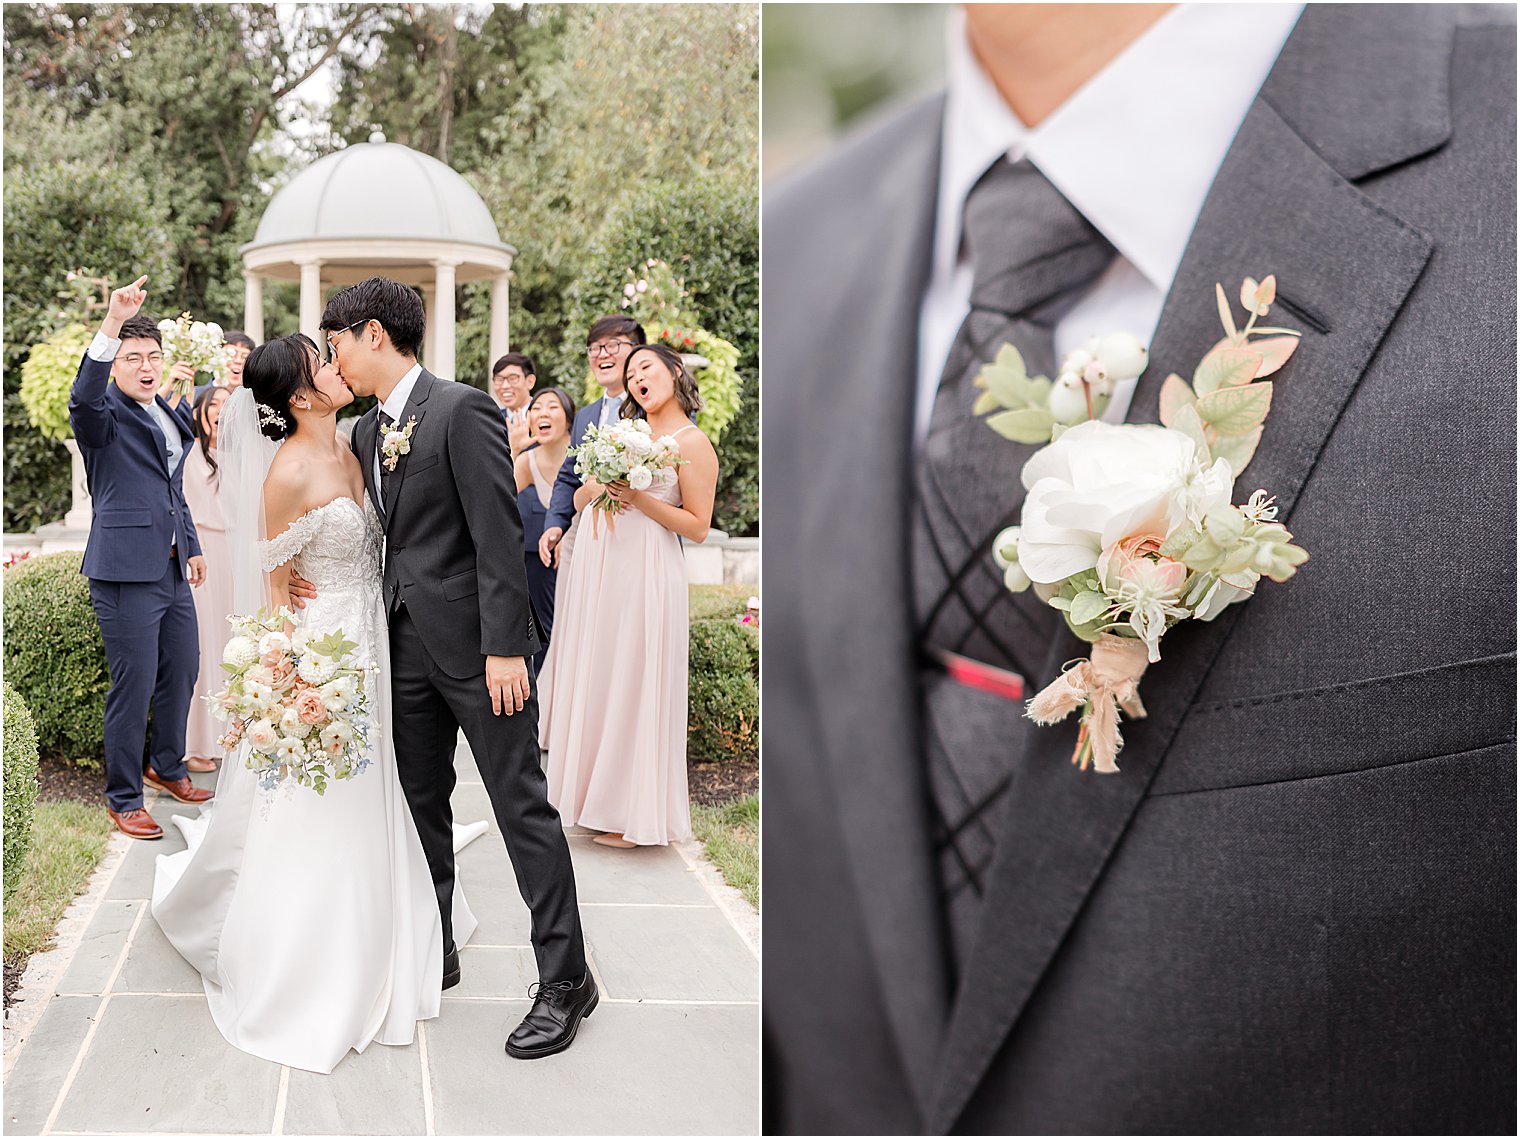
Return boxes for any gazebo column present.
[489,272,511,365]
[433,260,458,380]
[421,285,437,371]
[242,270,265,343]
[298,258,323,344]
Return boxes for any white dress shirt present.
[916,3,1304,444]
[373,362,424,488]
[89,331,184,474]
[597,391,627,428]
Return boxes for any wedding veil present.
[217,387,278,614]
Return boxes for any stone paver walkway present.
[3,736,758,1135]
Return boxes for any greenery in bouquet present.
[212,608,377,795]
[571,418,687,516]
[157,312,235,397]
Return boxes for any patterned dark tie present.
[377,410,396,503]
[910,158,1115,974]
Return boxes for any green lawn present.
[691,793,758,909]
[4,800,112,967]
[689,582,754,622]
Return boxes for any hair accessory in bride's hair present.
[257,402,288,432]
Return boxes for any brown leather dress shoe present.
[143,766,215,805]
[109,807,164,840]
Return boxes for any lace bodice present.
[259,496,381,588]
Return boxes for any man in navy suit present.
[537,315,645,568]
[70,275,215,840]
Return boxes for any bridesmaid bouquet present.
[990,277,1309,774]
[157,312,235,397]
[209,607,377,794]
[571,418,686,516]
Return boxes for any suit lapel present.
[798,96,950,1115]
[382,371,433,518]
[929,8,1448,1130]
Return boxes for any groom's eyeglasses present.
[324,320,369,361]
[587,340,635,359]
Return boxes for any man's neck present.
[372,357,418,406]
[963,4,1174,127]
[602,385,625,401]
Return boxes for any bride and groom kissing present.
[130,275,596,1073]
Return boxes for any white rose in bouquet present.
[627,465,653,491]
[279,707,313,739]
[246,718,279,753]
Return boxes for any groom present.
[318,277,596,1059]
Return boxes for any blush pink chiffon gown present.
[539,461,693,845]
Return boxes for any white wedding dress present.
[151,492,478,1074]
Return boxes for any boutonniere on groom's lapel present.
[980,276,1310,774]
[380,415,418,472]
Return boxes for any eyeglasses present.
[324,320,368,361]
[118,352,164,369]
[587,340,635,359]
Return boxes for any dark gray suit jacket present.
[353,369,541,679]
[762,7,1516,1134]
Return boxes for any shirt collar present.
[937,3,1304,292]
[380,362,424,422]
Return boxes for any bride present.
[151,333,476,1074]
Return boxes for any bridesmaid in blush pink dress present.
[541,345,719,847]
[182,385,233,770]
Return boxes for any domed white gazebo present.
[240,140,516,380]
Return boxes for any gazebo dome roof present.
[248,142,506,252]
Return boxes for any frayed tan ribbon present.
[1026,634,1150,773]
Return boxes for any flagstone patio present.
[3,737,758,1136]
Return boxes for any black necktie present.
[378,410,396,500]
[910,159,1115,974]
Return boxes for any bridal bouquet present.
[571,418,685,515]
[988,277,1309,773]
[157,312,235,397]
[209,607,377,794]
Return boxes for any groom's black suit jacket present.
[353,369,540,679]
[763,6,1515,1134]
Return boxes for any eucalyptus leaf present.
[1204,505,1246,544]
[1170,403,1211,462]
[987,406,1056,445]
[972,389,1001,416]
[1181,536,1223,572]
[1247,336,1299,377]
[1217,544,1258,575]
[977,361,1040,408]
[1208,427,1263,476]
[1066,614,1104,644]
[1159,373,1195,428]
[1215,282,1238,342]
[1193,346,1261,396]
[1196,382,1273,435]
[1069,590,1109,626]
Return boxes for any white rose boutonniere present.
[381,416,418,472]
[988,277,1310,774]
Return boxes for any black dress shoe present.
[505,972,598,1059]
[442,946,461,990]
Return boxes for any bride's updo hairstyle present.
[243,333,321,442]
[621,343,705,421]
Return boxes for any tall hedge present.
[563,174,759,536]
[2,552,110,767]
[3,683,41,902]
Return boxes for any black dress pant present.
[388,606,586,983]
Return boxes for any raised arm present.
[68,276,148,448]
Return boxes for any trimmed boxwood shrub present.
[688,586,759,764]
[4,682,42,902]
[3,551,109,768]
